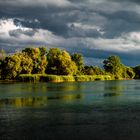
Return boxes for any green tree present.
[1,54,22,79]
[22,47,47,74]
[71,53,84,74]
[103,55,123,79]
[83,66,105,75]
[133,66,140,79]
[1,52,34,79]
[103,55,135,79]
[19,52,33,74]
[46,48,77,75]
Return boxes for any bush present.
[18,74,111,82]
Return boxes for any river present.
[0,80,140,140]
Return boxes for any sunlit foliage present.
[46,48,77,75]
[71,53,84,74]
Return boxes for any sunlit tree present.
[1,54,22,79]
[22,47,47,74]
[71,53,84,74]
[46,48,77,75]
[103,55,123,79]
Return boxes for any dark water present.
[0,80,140,140]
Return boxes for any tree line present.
[0,47,139,80]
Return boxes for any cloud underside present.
[0,0,140,66]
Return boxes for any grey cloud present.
[0,0,72,7]
[14,18,40,29]
[9,29,37,37]
[110,0,140,4]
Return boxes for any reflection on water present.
[1,80,140,140]
[104,80,122,97]
[0,94,83,107]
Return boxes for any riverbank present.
[18,74,112,82]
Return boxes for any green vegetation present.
[133,65,140,79]
[83,66,105,75]
[71,53,84,74]
[46,48,77,75]
[103,55,135,80]
[0,46,138,82]
[18,74,111,82]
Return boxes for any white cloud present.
[0,18,63,47]
[82,31,140,53]
[68,22,105,35]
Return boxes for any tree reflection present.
[104,81,122,97]
[0,94,83,107]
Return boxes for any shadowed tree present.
[83,66,105,75]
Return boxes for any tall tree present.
[22,47,47,74]
[1,52,34,79]
[46,48,77,75]
[71,53,84,74]
[103,55,123,79]
[1,54,22,79]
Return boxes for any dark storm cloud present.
[0,1,104,37]
[99,11,140,38]
[0,6,73,36]
[0,0,140,38]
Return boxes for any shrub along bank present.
[18,74,111,82]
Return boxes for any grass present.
[40,75,75,82]
[18,74,111,82]
[18,74,43,82]
[74,75,111,81]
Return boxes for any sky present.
[0,0,140,66]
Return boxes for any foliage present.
[1,47,47,79]
[74,75,111,81]
[23,47,47,74]
[18,74,43,82]
[1,54,22,79]
[122,67,135,79]
[1,52,34,79]
[71,53,84,74]
[46,48,77,75]
[83,66,105,75]
[133,65,140,79]
[103,56,124,79]
[103,55,135,79]
[18,74,111,82]
[19,53,33,74]
[0,47,137,81]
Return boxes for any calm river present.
[0,80,140,140]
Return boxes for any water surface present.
[0,80,140,140]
